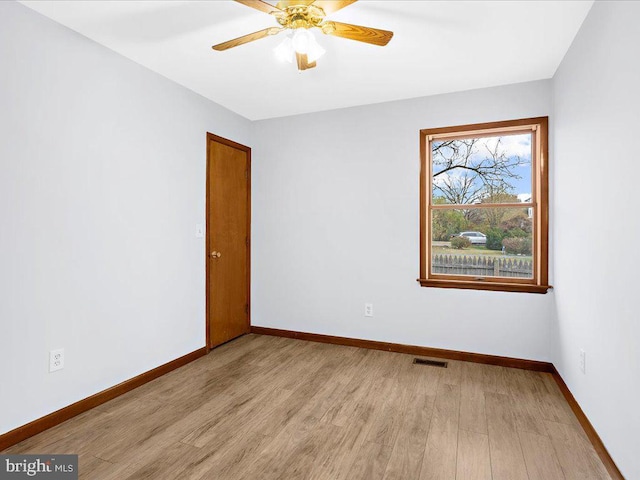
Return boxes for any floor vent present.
[413,358,448,368]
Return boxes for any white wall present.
[552,2,640,478]
[0,2,251,435]
[11,5,635,474]
[252,80,554,362]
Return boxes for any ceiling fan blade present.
[313,0,357,15]
[212,27,283,51]
[235,0,283,15]
[277,0,315,9]
[296,52,317,71]
[321,21,393,46]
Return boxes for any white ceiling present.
[20,0,593,120]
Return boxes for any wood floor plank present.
[321,352,387,428]
[382,366,436,480]
[508,369,549,436]
[438,358,463,386]
[519,430,566,480]
[3,335,611,480]
[459,362,488,435]
[120,441,209,480]
[482,365,512,395]
[485,391,529,480]
[545,420,610,480]
[297,377,347,421]
[345,441,393,480]
[246,418,338,480]
[383,435,428,480]
[181,386,294,449]
[78,456,136,480]
[255,353,353,441]
[419,382,460,480]
[310,383,388,480]
[456,429,492,480]
[192,433,273,480]
[94,401,195,463]
[535,373,583,428]
[247,335,301,367]
[365,376,408,446]
[333,347,370,385]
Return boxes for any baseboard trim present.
[251,326,623,479]
[0,347,207,451]
[250,326,554,372]
[550,368,624,479]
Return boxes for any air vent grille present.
[413,358,448,368]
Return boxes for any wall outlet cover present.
[50,348,64,372]
[364,303,373,317]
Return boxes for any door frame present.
[205,132,251,351]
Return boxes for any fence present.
[432,254,532,278]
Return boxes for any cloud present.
[483,133,532,159]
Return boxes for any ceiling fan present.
[212,0,394,71]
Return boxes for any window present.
[419,117,549,293]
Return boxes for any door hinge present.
[246,236,249,246]
[245,304,249,314]
[245,170,248,180]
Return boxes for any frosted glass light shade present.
[274,36,294,63]
[274,29,326,66]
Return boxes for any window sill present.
[417,278,552,294]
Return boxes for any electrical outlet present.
[364,303,373,317]
[49,348,64,372]
[579,349,586,374]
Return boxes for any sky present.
[432,133,532,202]
[490,133,532,196]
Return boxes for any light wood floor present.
[4,334,610,479]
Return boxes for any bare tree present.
[432,137,528,205]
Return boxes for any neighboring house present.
[518,193,534,218]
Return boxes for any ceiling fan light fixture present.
[275,29,325,67]
[274,35,294,63]
[292,28,325,63]
[306,34,326,63]
[214,0,393,72]
[292,28,312,54]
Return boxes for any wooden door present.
[206,133,250,349]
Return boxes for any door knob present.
[210,251,221,258]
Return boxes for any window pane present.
[431,207,533,279]
[432,133,532,205]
